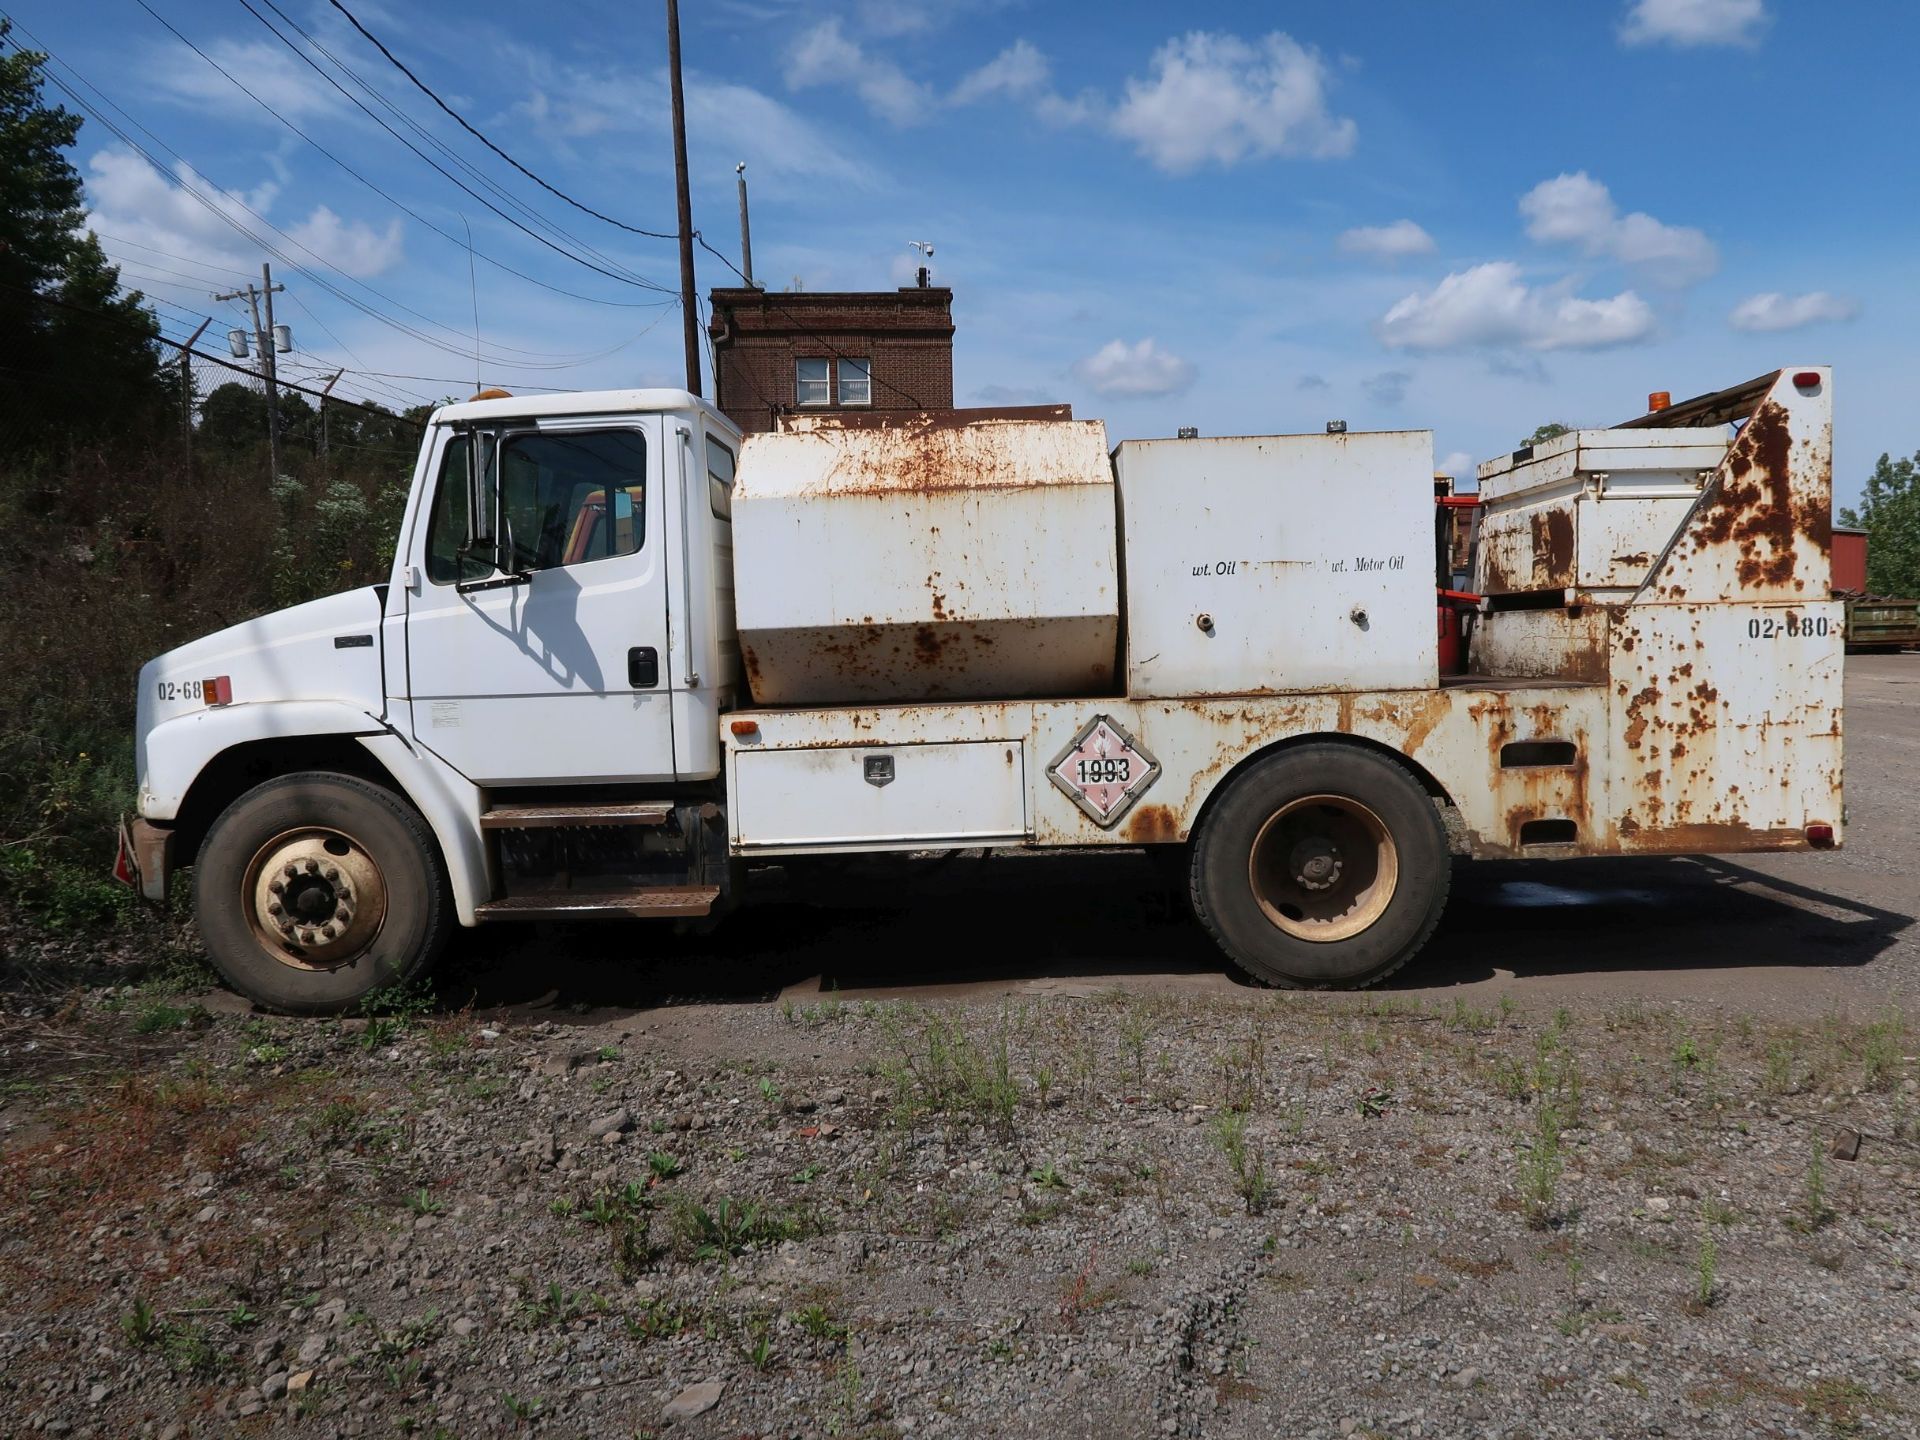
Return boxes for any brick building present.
[705,284,955,435]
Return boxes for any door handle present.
[628,646,659,689]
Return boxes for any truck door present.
[402,417,676,786]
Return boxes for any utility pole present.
[177,316,211,447]
[260,263,283,476]
[214,266,287,481]
[318,370,343,461]
[735,162,754,287]
[665,0,701,396]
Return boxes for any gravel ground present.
[1,654,1914,1439]
[1,978,1915,1439]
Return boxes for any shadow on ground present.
[431,849,1913,1019]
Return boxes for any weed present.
[502,1392,541,1424]
[758,1076,781,1105]
[1802,1142,1834,1230]
[796,1303,847,1342]
[647,1150,684,1182]
[515,1281,584,1329]
[1210,1109,1273,1215]
[1356,1086,1394,1119]
[122,1298,160,1346]
[405,1186,443,1217]
[668,1195,819,1260]
[132,1000,196,1034]
[549,1196,577,1219]
[1126,1257,1154,1276]
[1030,1161,1067,1191]
[879,1007,1018,1135]
[1516,1103,1565,1230]
[1693,1232,1719,1310]
[625,1297,685,1341]
[1859,1011,1906,1091]
[1764,1038,1798,1096]
[1702,1197,1740,1228]
[1033,1065,1054,1110]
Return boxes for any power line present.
[250,0,662,289]
[323,0,677,241]
[4,23,638,371]
[136,0,675,306]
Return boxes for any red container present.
[1436,605,1464,675]
[1832,528,1868,595]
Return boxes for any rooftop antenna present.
[908,240,934,288]
[458,212,481,395]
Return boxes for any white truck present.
[122,368,1843,1013]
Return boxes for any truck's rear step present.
[479,802,673,830]
[474,886,720,920]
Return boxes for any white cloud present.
[1727,290,1859,332]
[1519,172,1716,287]
[952,40,1050,104]
[785,19,932,126]
[1073,338,1195,397]
[1437,451,1476,481]
[1620,0,1768,48]
[151,39,348,122]
[1337,219,1435,260]
[84,147,405,288]
[1110,31,1356,174]
[285,207,404,279]
[1378,262,1656,352]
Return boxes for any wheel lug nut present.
[268,902,283,917]
[268,879,285,895]
[323,865,340,882]
[320,926,337,941]
[335,907,351,923]
[303,858,319,874]
[284,862,299,877]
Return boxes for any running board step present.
[480,802,673,830]
[474,887,720,921]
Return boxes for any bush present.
[0,435,415,936]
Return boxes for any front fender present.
[139,701,387,821]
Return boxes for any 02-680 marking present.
[1747,615,1830,640]
[154,679,207,703]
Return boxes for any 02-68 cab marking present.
[154,678,208,704]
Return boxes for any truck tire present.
[1190,743,1448,989]
[193,771,451,1015]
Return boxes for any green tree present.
[0,21,167,447]
[1525,422,1571,446]
[1840,452,1920,599]
[196,381,269,453]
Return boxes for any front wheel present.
[193,772,451,1014]
[1190,744,1449,989]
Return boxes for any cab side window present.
[707,434,735,520]
[425,434,491,585]
[500,430,647,572]
[425,428,647,584]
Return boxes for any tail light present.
[1792,371,1822,389]
[1806,823,1835,849]
[204,675,233,706]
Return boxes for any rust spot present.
[1623,686,1660,750]
[1688,401,1830,589]
[1124,804,1180,844]
[1612,552,1650,567]
[1527,507,1576,586]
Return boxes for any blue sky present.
[13,0,1915,504]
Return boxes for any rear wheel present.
[193,772,451,1014]
[1190,744,1448,989]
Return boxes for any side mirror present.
[464,431,496,556]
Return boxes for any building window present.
[838,356,872,406]
[795,357,830,406]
